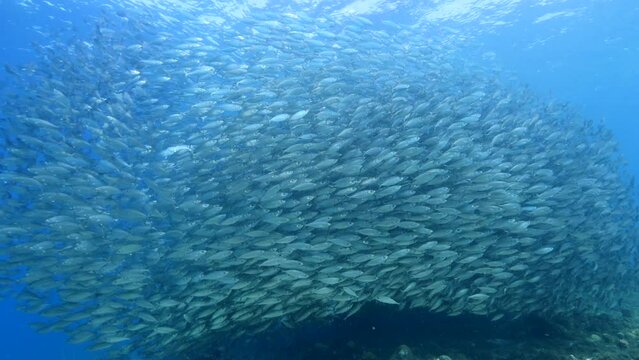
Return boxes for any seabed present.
[195,299,639,360]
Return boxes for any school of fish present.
[0,4,638,359]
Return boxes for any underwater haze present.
[0,1,638,359]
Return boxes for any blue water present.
[0,1,637,359]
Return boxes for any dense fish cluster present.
[1,6,638,359]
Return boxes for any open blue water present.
[0,1,637,359]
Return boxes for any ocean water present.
[0,1,638,359]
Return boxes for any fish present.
[0,5,637,360]
[375,295,400,305]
